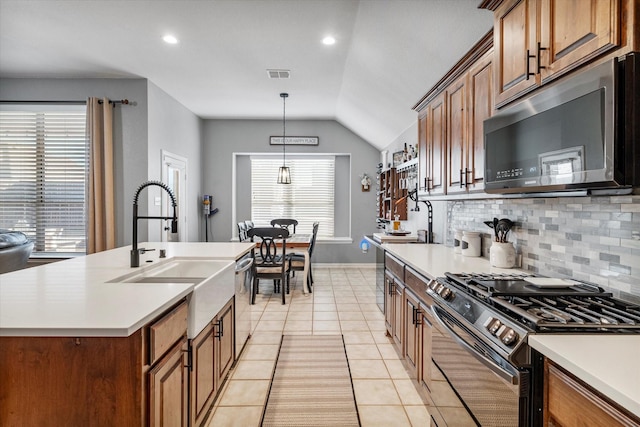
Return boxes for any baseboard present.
[313,263,375,269]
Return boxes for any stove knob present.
[500,328,519,347]
[485,318,502,335]
[439,286,453,300]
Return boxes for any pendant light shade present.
[277,92,291,184]
[277,165,291,184]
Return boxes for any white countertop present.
[382,243,640,419]
[382,242,522,278]
[372,232,418,243]
[529,335,640,417]
[0,242,254,337]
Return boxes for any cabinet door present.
[417,113,429,193]
[427,92,446,195]
[392,279,404,347]
[539,0,620,82]
[216,299,235,385]
[191,323,216,427]
[384,273,394,334]
[419,305,432,392]
[446,76,467,194]
[149,338,189,427]
[494,0,538,106]
[466,52,493,191]
[403,291,420,379]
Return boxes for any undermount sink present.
[109,258,236,338]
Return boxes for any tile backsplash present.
[447,195,640,301]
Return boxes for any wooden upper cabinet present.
[491,0,622,106]
[417,113,428,192]
[446,76,467,194]
[494,0,538,106]
[426,92,446,196]
[466,52,493,191]
[539,0,620,83]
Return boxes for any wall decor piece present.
[270,136,319,146]
[392,151,403,167]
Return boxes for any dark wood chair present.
[237,222,249,242]
[288,222,319,291]
[248,227,290,305]
[270,218,298,234]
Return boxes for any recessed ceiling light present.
[322,36,336,45]
[163,35,178,44]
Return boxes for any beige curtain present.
[86,97,116,253]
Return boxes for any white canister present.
[461,231,481,257]
[490,242,516,268]
[453,230,463,254]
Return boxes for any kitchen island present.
[379,242,640,421]
[0,242,254,426]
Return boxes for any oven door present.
[430,303,531,426]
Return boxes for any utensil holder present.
[490,242,516,268]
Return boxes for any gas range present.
[427,272,640,427]
[439,272,640,333]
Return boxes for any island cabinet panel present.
[0,334,145,427]
[0,299,188,427]
[544,359,640,426]
[392,278,405,347]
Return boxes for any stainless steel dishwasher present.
[234,255,253,358]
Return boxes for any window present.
[251,156,335,237]
[0,105,87,255]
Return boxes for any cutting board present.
[524,277,581,288]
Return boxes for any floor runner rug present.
[261,334,360,427]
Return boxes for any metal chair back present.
[270,218,298,234]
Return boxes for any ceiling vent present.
[267,69,290,79]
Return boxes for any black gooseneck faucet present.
[131,180,178,267]
[408,183,433,244]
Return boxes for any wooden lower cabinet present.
[0,299,188,427]
[403,289,421,379]
[545,359,640,426]
[384,272,395,333]
[190,297,235,427]
[418,302,433,392]
[149,337,189,427]
[392,279,405,347]
[215,298,235,387]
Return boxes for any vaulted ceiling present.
[0,0,493,149]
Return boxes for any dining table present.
[255,233,312,295]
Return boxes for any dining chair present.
[288,222,319,290]
[244,220,254,231]
[270,218,298,234]
[247,227,290,305]
[237,222,248,242]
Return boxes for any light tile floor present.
[206,266,466,427]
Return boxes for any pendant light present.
[277,92,291,184]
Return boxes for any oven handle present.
[430,305,520,385]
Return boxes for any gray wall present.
[147,81,203,242]
[0,78,203,247]
[203,119,380,263]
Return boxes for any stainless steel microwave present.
[484,53,639,195]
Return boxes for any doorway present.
[161,150,188,242]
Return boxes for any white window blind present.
[0,107,87,254]
[251,157,335,237]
